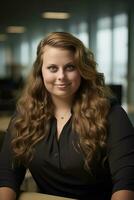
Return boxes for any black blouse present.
[0,105,134,199]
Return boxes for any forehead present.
[42,45,75,60]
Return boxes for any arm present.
[111,190,134,200]
[0,187,16,200]
[0,127,26,195]
[107,105,134,199]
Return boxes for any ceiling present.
[0,0,102,46]
[0,0,133,39]
[0,0,88,31]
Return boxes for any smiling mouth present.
[55,83,71,88]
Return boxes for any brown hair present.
[11,32,112,170]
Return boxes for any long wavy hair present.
[11,32,112,170]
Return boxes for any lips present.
[55,83,71,88]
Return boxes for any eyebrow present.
[64,62,75,67]
[46,62,75,68]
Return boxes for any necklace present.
[60,111,71,120]
[55,110,71,120]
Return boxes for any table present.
[18,192,75,200]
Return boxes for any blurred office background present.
[0,0,134,131]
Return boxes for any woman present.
[0,32,134,200]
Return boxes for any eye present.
[65,65,76,71]
[47,65,58,72]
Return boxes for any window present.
[96,14,128,104]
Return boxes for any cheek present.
[76,77,81,89]
[71,73,81,88]
[43,75,55,92]
[42,70,54,84]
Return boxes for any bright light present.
[41,12,70,19]
[21,42,29,65]
[6,26,26,33]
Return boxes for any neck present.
[52,96,73,121]
[52,96,73,112]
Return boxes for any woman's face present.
[42,45,81,101]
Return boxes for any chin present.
[54,92,73,98]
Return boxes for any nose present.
[58,69,66,80]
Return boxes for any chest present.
[31,123,84,172]
[28,120,110,184]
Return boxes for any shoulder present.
[107,103,134,144]
[108,103,133,127]
[108,104,127,120]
